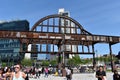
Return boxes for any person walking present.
[35,68,39,79]
[10,64,26,80]
[44,67,48,77]
[96,66,106,80]
[113,70,120,80]
[5,67,12,80]
[0,68,5,80]
[66,67,72,80]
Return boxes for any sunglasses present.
[14,67,20,69]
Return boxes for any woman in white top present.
[10,64,26,80]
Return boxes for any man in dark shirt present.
[96,66,106,80]
[113,70,120,80]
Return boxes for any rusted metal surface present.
[0,30,120,55]
[0,30,119,44]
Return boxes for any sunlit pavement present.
[29,72,116,80]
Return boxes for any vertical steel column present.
[92,44,96,70]
[82,41,84,53]
[87,45,90,53]
[58,53,61,63]
[109,44,114,72]
[57,44,61,63]
[62,34,65,64]
[62,50,65,64]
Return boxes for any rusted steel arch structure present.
[30,14,119,71]
[30,14,95,68]
[31,14,92,35]
[0,14,120,71]
[29,14,109,70]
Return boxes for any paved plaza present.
[29,72,117,80]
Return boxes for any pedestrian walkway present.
[29,72,115,80]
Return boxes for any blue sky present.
[0,0,120,58]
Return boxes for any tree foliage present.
[41,60,58,66]
[67,58,76,66]
[41,60,49,66]
[95,55,119,63]
[49,60,57,66]
[67,55,81,66]
[21,58,33,66]
[81,58,92,64]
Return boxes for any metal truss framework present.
[0,30,119,53]
[0,14,119,71]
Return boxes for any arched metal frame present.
[31,14,92,35]
[31,14,94,55]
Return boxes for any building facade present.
[0,20,29,63]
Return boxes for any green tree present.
[50,60,57,66]
[73,55,81,64]
[67,58,75,66]
[41,60,49,66]
[21,58,33,66]
[95,55,119,65]
[67,55,81,66]
[1,62,7,67]
[81,58,92,64]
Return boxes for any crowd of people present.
[25,66,73,80]
[0,63,74,80]
[0,64,119,80]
